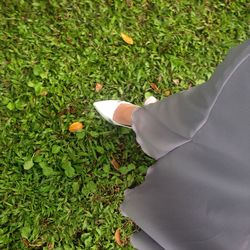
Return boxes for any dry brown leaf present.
[150,83,160,93]
[48,242,54,250]
[22,238,30,247]
[115,228,123,246]
[173,79,180,85]
[69,122,84,132]
[114,186,120,193]
[34,149,42,155]
[59,106,76,116]
[121,32,134,45]
[111,158,120,170]
[95,83,103,92]
[125,0,133,7]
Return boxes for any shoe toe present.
[93,100,120,121]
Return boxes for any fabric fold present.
[120,40,250,250]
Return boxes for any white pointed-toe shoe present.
[93,96,158,129]
[93,100,133,128]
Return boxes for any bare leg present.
[113,103,140,126]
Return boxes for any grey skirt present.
[120,39,250,250]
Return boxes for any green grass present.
[0,0,249,249]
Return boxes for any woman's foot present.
[113,96,158,126]
[93,96,157,128]
[93,100,137,128]
[113,103,139,126]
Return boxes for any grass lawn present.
[0,0,249,249]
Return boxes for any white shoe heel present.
[144,96,158,105]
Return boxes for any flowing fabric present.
[120,40,250,250]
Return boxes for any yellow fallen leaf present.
[164,90,171,96]
[69,122,84,132]
[115,228,123,246]
[41,90,48,96]
[121,32,134,45]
